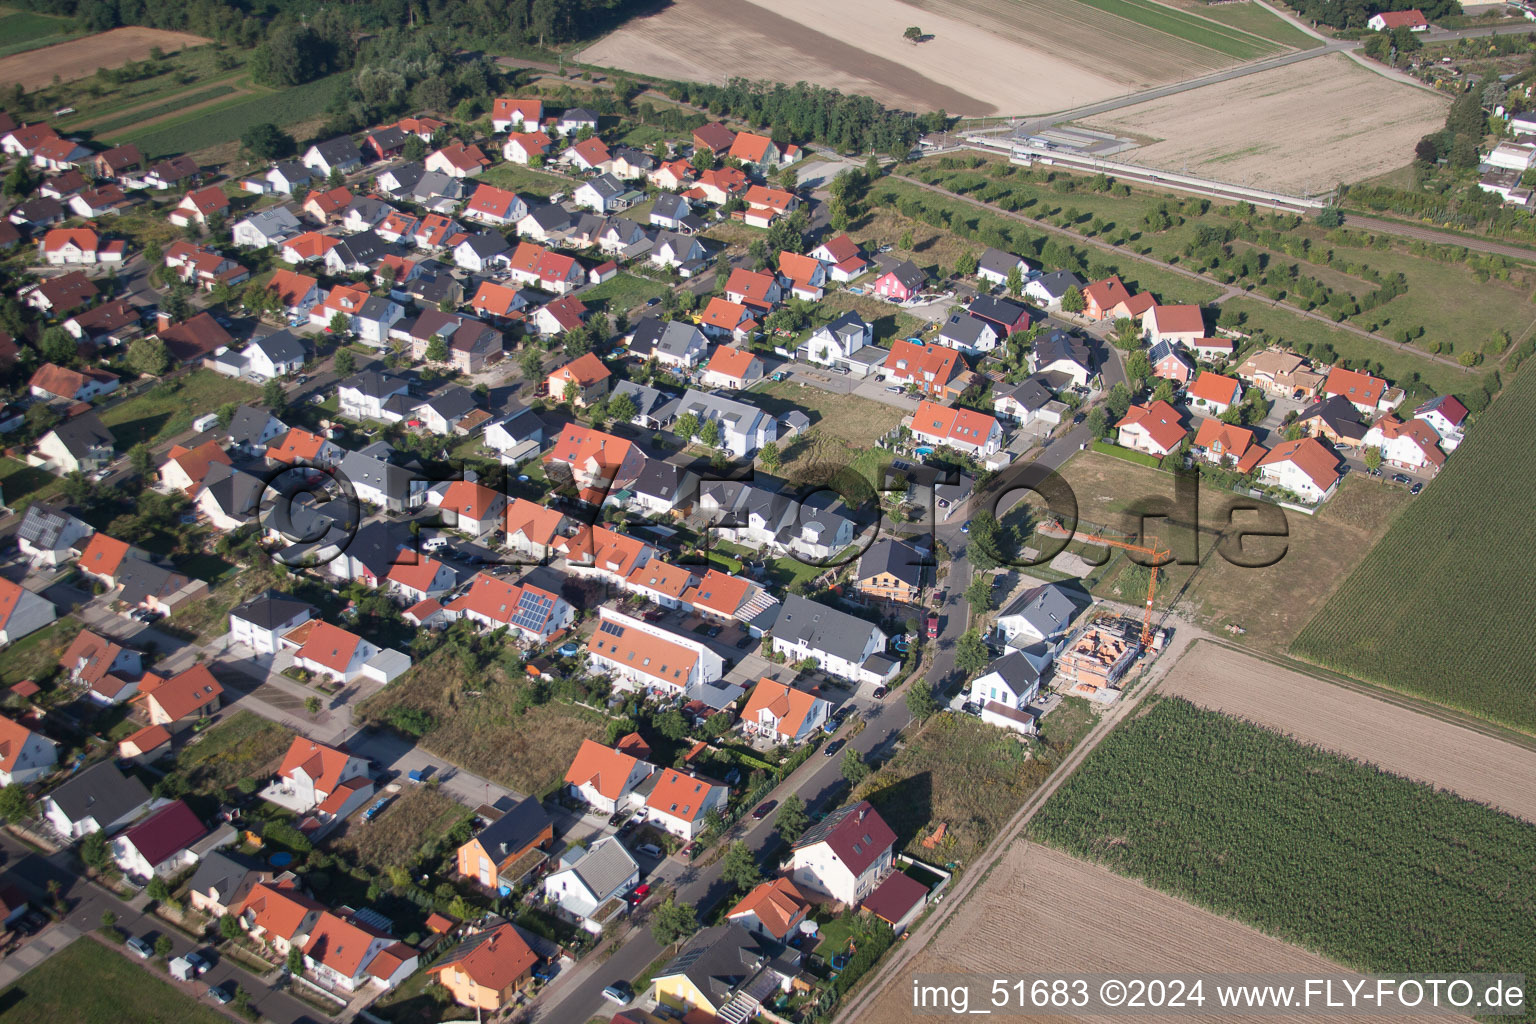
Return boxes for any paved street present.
[0,833,323,1024]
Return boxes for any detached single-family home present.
[230,592,314,656]
[541,424,644,502]
[60,628,142,704]
[425,142,491,178]
[1363,415,1446,473]
[855,538,927,604]
[1025,268,1085,308]
[186,850,271,920]
[1115,401,1185,457]
[803,311,871,366]
[884,340,965,400]
[1186,371,1242,416]
[674,389,777,457]
[1256,437,1342,503]
[464,185,528,227]
[303,912,417,992]
[936,312,998,355]
[236,880,325,957]
[649,320,710,369]
[40,760,151,839]
[233,206,302,250]
[789,800,896,905]
[771,594,895,686]
[455,797,554,893]
[1149,339,1196,385]
[873,261,927,302]
[138,665,223,727]
[1367,9,1428,30]
[699,345,763,390]
[40,227,124,265]
[1029,329,1093,387]
[968,295,1032,338]
[994,581,1087,647]
[727,878,812,943]
[573,173,628,213]
[992,376,1055,427]
[502,130,551,164]
[693,122,736,156]
[1081,275,1154,322]
[974,649,1050,735]
[1191,418,1265,472]
[302,136,363,178]
[652,925,801,1020]
[976,247,1032,287]
[1413,394,1468,450]
[547,352,611,407]
[492,98,543,133]
[645,768,730,840]
[542,837,639,933]
[563,738,655,814]
[261,737,375,828]
[1324,366,1389,417]
[16,504,93,568]
[168,185,230,227]
[1141,303,1206,348]
[0,714,56,786]
[283,619,383,685]
[729,131,782,171]
[428,924,542,1011]
[740,677,831,745]
[111,799,208,881]
[698,297,757,342]
[30,362,119,403]
[809,233,869,282]
[436,479,507,539]
[37,411,115,475]
[909,401,1004,458]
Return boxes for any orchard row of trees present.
[668,78,936,156]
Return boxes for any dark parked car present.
[872,685,888,700]
[823,739,845,758]
[753,800,776,819]
[1410,482,1423,495]
[736,635,754,649]
[961,701,982,717]
[1392,473,1411,485]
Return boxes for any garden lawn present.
[477,162,576,199]
[579,272,668,317]
[0,457,64,511]
[0,617,84,688]
[0,938,230,1024]
[99,370,259,447]
[164,711,293,804]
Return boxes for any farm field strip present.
[86,83,242,136]
[122,71,350,158]
[0,9,78,59]
[1291,359,1536,733]
[1030,698,1536,984]
[1161,643,1536,823]
[0,26,210,91]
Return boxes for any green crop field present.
[1188,0,1319,47]
[1065,0,1283,59]
[1032,697,1536,990]
[86,84,239,136]
[121,71,350,157]
[1291,363,1536,733]
[0,9,77,59]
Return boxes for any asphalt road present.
[0,833,324,1024]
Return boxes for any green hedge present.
[1089,439,1163,469]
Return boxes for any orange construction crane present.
[1043,520,1168,647]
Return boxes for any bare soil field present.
[0,27,210,91]
[1080,54,1447,192]
[1161,643,1536,824]
[578,0,1131,116]
[855,841,1460,1024]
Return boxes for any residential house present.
[111,800,208,881]
[1236,348,1325,400]
[770,594,895,686]
[563,738,655,815]
[653,924,799,1020]
[60,628,142,704]
[264,162,313,195]
[1256,437,1342,503]
[91,143,144,181]
[230,592,314,656]
[686,167,749,206]
[446,572,573,642]
[884,339,966,400]
[644,768,729,839]
[789,800,896,905]
[542,838,639,934]
[1024,269,1085,308]
[16,503,92,568]
[403,312,504,374]
[649,158,695,192]
[163,241,248,291]
[385,553,456,604]
[651,230,706,270]
[1186,371,1242,416]
[233,206,302,250]
[158,312,234,365]
[541,424,644,503]
[935,312,998,355]
[974,649,1048,736]
[674,389,777,456]
[968,294,1032,338]
[693,122,736,156]
[236,880,325,957]
[265,427,343,468]
[24,270,96,314]
[283,619,383,685]
[1363,415,1446,473]
[994,581,1087,647]
[503,498,570,562]
[547,352,611,407]
[1149,338,1196,385]
[61,300,139,345]
[976,247,1032,287]
[75,533,133,587]
[650,193,695,231]
[586,607,725,698]
[1324,366,1389,416]
[740,677,831,744]
[437,479,507,538]
[456,797,554,892]
[167,185,229,227]
[118,725,172,762]
[564,138,613,175]
[803,311,870,366]
[279,231,339,265]
[574,173,628,212]
[698,297,757,342]
[625,458,696,517]
[1192,336,1235,362]
[158,439,232,495]
[36,411,115,475]
[186,851,270,920]
[428,924,542,1010]
[727,878,812,943]
[246,330,308,379]
[463,185,528,227]
[301,137,363,177]
[777,251,826,301]
[992,376,1056,427]
[261,737,375,828]
[855,538,926,604]
[138,665,223,727]
[40,227,124,265]
[29,362,118,403]
[1115,401,1185,457]
[508,241,585,294]
[1191,418,1265,472]
[502,130,552,164]
[1081,275,1154,322]
[425,143,490,178]
[302,911,415,992]
[1368,9,1428,30]
[1141,303,1206,347]
[483,406,550,463]
[649,320,710,369]
[909,401,1004,458]
[302,186,352,224]
[1028,329,1093,387]
[491,98,543,133]
[1414,394,1468,450]
[699,345,763,390]
[809,233,869,282]
[40,760,150,839]
[0,715,56,786]
[363,125,408,161]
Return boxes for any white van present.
[421,535,450,554]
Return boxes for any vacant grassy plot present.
[1032,697,1536,984]
[477,162,573,199]
[167,710,293,806]
[1037,451,1406,650]
[579,272,668,317]
[0,456,64,511]
[357,648,606,796]
[816,290,923,341]
[124,71,349,158]
[99,371,258,447]
[0,617,83,688]
[329,786,470,874]
[0,938,230,1024]
[1292,363,1536,733]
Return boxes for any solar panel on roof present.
[599,621,625,637]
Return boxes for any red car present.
[628,883,652,904]
[926,615,939,639]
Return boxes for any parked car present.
[753,800,776,820]
[602,983,632,1005]
[209,983,234,1005]
[126,935,154,959]
[872,685,888,700]
[823,738,845,758]
[885,385,904,393]
[1392,473,1411,485]
[635,843,663,859]
[736,635,754,649]
[961,701,982,717]
[705,625,721,637]
[1410,482,1423,495]
[628,883,651,904]
[184,951,211,975]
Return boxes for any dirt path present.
[1161,642,1536,823]
[66,72,245,131]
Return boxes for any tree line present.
[667,78,938,155]
[1274,0,1458,30]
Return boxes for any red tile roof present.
[240,880,324,942]
[1115,401,1186,452]
[303,911,388,978]
[427,923,537,991]
[267,269,317,307]
[1187,372,1241,406]
[1148,303,1205,334]
[78,533,130,579]
[143,664,223,721]
[266,428,329,464]
[120,799,207,869]
[1257,436,1341,492]
[492,98,543,124]
[278,737,358,796]
[729,132,775,163]
[703,345,758,381]
[0,715,44,772]
[727,877,809,939]
[586,616,700,689]
[910,400,999,448]
[564,739,644,801]
[646,768,725,822]
[289,620,365,675]
[1324,366,1386,407]
[549,352,611,388]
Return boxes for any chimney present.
[156,311,173,332]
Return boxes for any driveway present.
[777,363,918,412]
